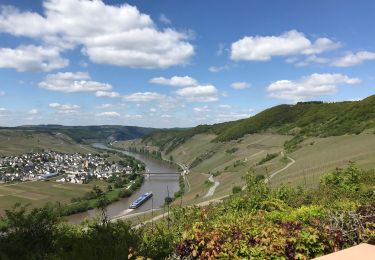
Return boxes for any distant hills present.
[1,95,374,149]
[0,125,157,144]
[143,95,375,152]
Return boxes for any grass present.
[0,179,109,215]
[270,133,375,187]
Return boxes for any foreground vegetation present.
[0,164,374,259]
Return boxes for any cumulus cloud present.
[150,75,219,102]
[149,76,197,87]
[231,30,339,61]
[159,13,171,24]
[332,51,375,67]
[266,73,360,101]
[124,114,143,119]
[193,106,210,112]
[0,45,68,72]
[123,92,165,102]
[96,111,120,117]
[231,82,250,90]
[176,85,219,102]
[39,72,112,93]
[95,91,120,98]
[208,65,230,73]
[0,0,194,70]
[27,109,39,115]
[292,55,330,67]
[49,103,80,110]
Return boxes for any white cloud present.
[149,76,197,87]
[27,109,39,115]
[96,111,120,117]
[0,0,194,69]
[0,107,6,111]
[193,106,210,112]
[231,30,339,61]
[333,51,375,67]
[49,102,80,110]
[95,91,120,98]
[208,65,230,73]
[149,108,157,113]
[159,13,171,24]
[161,114,172,118]
[123,92,165,102]
[39,72,112,93]
[176,85,219,102]
[0,91,4,96]
[0,45,68,72]
[124,114,143,119]
[231,81,250,90]
[218,104,232,109]
[97,103,114,109]
[266,73,360,101]
[158,96,180,111]
[294,55,330,67]
[150,76,219,103]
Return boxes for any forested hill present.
[143,95,375,150]
[0,125,157,144]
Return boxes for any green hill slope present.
[143,95,375,150]
[1,125,157,144]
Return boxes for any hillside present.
[116,95,375,205]
[0,125,157,144]
[143,95,375,149]
[0,129,94,155]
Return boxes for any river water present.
[67,143,179,224]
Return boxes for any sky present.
[0,0,374,127]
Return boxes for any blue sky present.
[0,0,374,127]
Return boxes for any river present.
[67,143,179,224]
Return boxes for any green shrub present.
[232,186,242,194]
[257,153,278,165]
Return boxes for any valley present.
[114,131,375,207]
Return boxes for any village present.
[0,151,138,184]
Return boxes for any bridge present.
[143,172,180,179]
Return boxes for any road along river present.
[68,143,179,224]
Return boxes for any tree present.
[0,204,61,260]
[92,185,103,197]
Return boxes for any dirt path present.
[176,162,191,193]
[265,154,295,183]
[204,175,220,198]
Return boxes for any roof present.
[315,244,375,260]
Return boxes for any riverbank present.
[66,144,180,223]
